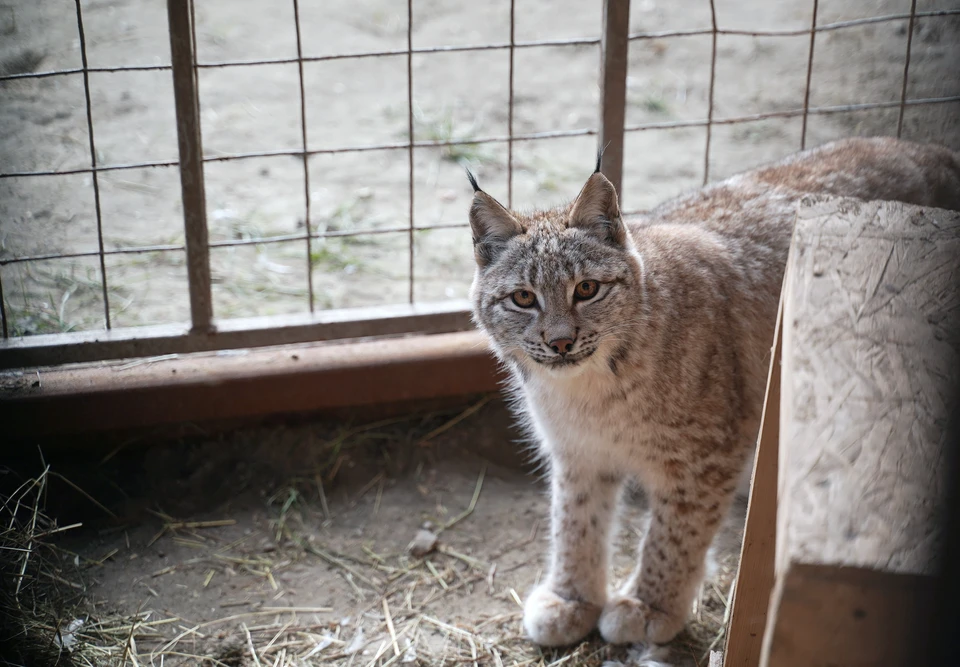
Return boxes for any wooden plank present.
[0,300,473,370]
[724,295,783,667]
[761,197,959,666]
[0,330,504,438]
[763,564,936,667]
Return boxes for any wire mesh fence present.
[0,0,958,367]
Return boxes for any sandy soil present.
[13,398,744,666]
[1,0,958,335]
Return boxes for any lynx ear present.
[468,180,522,268]
[568,171,627,247]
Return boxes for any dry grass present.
[0,463,151,667]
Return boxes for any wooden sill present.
[0,331,505,439]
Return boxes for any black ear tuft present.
[594,143,608,174]
[465,169,481,193]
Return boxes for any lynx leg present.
[599,469,737,645]
[524,466,621,646]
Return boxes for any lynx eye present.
[511,289,537,308]
[574,280,599,301]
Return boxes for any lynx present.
[466,137,960,647]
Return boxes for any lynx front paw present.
[522,585,602,647]
[598,594,685,645]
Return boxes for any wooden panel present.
[763,564,935,667]
[762,196,959,665]
[724,297,783,667]
[0,331,504,438]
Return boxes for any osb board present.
[778,196,960,577]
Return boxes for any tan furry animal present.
[466,137,960,647]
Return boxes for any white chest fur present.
[521,366,641,471]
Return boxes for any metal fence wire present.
[0,0,958,368]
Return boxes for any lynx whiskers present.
[466,137,960,647]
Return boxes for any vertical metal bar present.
[74,0,112,330]
[897,0,918,138]
[167,0,214,333]
[800,0,819,150]
[507,0,516,209]
[599,0,630,199]
[0,271,7,338]
[292,0,315,313]
[406,0,415,304]
[703,0,718,186]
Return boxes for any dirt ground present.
[1,0,959,334]
[5,397,745,666]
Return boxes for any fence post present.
[599,0,630,200]
[167,0,214,333]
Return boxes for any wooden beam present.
[724,294,783,666]
[0,331,504,438]
[0,301,473,369]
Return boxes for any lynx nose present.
[548,337,576,356]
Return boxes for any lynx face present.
[468,171,644,375]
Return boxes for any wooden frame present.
[2,1,956,368]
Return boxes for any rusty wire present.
[291,0,315,313]
[800,0,820,150]
[6,93,959,184]
[507,0,517,208]
[703,0,718,186]
[4,7,957,86]
[406,0,416,304]
[2,94,957,272]
[73,0,112,329]
[897,0,919,138]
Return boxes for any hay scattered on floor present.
[2,465,87,665]
[3,400,738,666]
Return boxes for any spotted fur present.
[467,137,960,647]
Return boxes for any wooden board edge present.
[0,331,506,438]
[723,292,784,666]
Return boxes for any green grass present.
[412,108,491,166]
[6,262,131,336]
[641,94,670,114]
[309,241,358,272]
